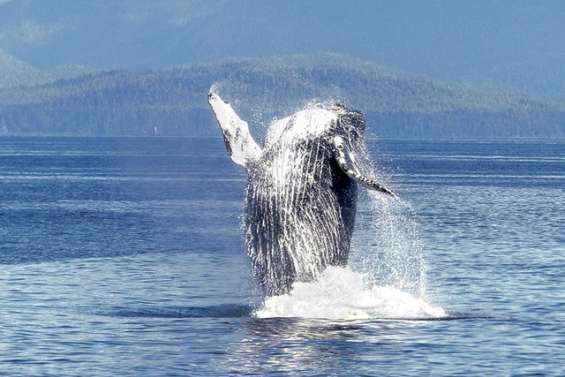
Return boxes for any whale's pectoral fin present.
[333,136,397,197]
[208,91,262,168]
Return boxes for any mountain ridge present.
[0,54,563,139]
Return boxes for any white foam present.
[255,266,446,320]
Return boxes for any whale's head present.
[208,91,395,196]
[261,102,394,195]
[329,104,366,148]
[264,103,364,148]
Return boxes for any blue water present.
[1,137,563,376]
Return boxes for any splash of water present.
[352,192,427,296]
[255,266,445,319]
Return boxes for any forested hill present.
[0,54,564,139]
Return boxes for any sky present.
[1,0,564,97]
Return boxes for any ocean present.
[1,136,563,376]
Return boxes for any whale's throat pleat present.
[245,137,355,296]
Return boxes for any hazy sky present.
[1,0,564,97]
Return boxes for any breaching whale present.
[208,91,395,296]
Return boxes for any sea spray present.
[256,266,445,319]
[352,192,427,297]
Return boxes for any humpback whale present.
[208,91,395,296]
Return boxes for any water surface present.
[1,137,563,376]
